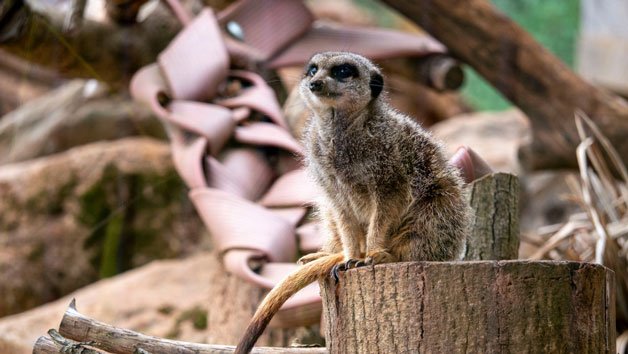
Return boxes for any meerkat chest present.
[332,133,401,187]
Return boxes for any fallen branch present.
[33,300,328,354]
[0,0,186,88]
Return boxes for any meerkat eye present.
[307,65,318,77]
[330,64,359,81]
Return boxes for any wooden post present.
[464,173,520,261]
[321,261,615,354]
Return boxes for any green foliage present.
[100,211,123,278]
[462,0,580,111]
[79,164,186,278]
[79,165,120,278]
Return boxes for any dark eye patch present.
[306,64,318,77]
[330,64,359,81]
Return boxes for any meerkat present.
[235,52,471,354]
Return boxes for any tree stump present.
[321,261,615,354]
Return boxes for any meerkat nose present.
[309,81,323,92]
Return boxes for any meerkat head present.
[299,52,384,116]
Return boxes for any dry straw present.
[527,110,628,348]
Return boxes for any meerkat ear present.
[369,73,384,99]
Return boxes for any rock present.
[0,137,206,317]
[0,252,320,354]
[0,254,214,354]
[430,109,530,173]
[0,79,166,165]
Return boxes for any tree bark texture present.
[464,172,520,261]
[381,0,628,171]
[321,261,616,354]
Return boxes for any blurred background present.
[1,0,627,353]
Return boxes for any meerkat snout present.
[309,80,323,92]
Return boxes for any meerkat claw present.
[354,260,366,268]
[345,259,359,269]
[330,263,346,283]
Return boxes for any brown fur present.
[301,52,471,264]
[235,52,471,353]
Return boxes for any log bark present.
[32,300,328,354]
[380,0,628,171]
[0,0,186,88]
[464,172,520,260]
[321,261,616,354]
[379,55,464,92]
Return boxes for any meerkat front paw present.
[365,250,397,266]
[297,252,331,265]
[330,258,369,283]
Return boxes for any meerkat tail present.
[235,252,345,354]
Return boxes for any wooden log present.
[379,55,465,92]
[0,0,185,88]
[321,261,616,354]
[0,80,166,164]
[464,172,520,261]
[34,336,104,354]
[380,0,628,171]
[419,54,464,91]
[31,300,328,354]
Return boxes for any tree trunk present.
[0,0,185,88]
[321,261,616,354]
[380,0,628,171]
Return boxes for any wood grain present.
[465,173,520,261]
[322,261,616,354]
